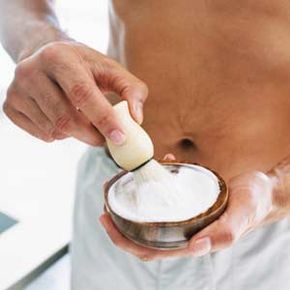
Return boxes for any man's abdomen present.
[108,0,290,180]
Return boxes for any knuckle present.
[31,130,55,143]
[138,81,149,96]
[69,83,93,107]
[93,113,111,130]
[52,130,67,140]
[2,100,10,115]
[42,135,55,143]
[102,56,118,68]
[40,93,53,108]
[3,88,19,111]
[54,114,73,132]
[39,121,54,135]
[14,62,38,87]
[14,62,31,82]
[39,43,63,62]
[6,84,16,98]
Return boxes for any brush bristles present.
[133,159,181,206]
[133,159,172,184]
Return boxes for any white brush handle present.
[106,101,154,171]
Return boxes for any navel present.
[179,138,197,150]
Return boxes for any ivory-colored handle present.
[106,101,154,171]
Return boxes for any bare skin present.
[0,0,148,146]
[108,0,290,180]
[0,0,290,261]
[3,41,148,145]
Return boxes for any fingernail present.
[109,130,126,145]
[191,237,211,257]
[134,102,143,124]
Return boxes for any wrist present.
[17,23,72,63]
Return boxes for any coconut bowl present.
[103,161,228,250]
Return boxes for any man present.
[0,0,290,289]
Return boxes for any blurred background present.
[0,1,109,289]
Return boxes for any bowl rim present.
[104,160,228,227]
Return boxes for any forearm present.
[268,155,290,219]
[0,0,69,62]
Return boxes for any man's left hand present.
[99,166,279,261]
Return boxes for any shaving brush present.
[106,101,154,171]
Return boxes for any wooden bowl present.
[104,161,228,250]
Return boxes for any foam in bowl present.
[108,164,220,223]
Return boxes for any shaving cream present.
[108,163,220,222]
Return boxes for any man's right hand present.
[2,41,148,145]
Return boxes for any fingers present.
[101,63,148,124]
[99,213,193,261]
[188,171,275,254]
[228,171,273,223]
[7,74,102,146]
[27,73,104,146]
[4,86,67,140]
[163,153,176,161]
[99,213,155,259]
[188,219,235,254]
[40,45,126,145]
[3,104,53,142]
[100,171,273,259]
[189,194,252,253]
[8,90,54,133]
[5,42,149,145]
[70,44,148,124]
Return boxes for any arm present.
[0,0,68,62]
[0,0,147,145]
[100,154,290,260]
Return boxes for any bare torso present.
[107,0,290,181]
